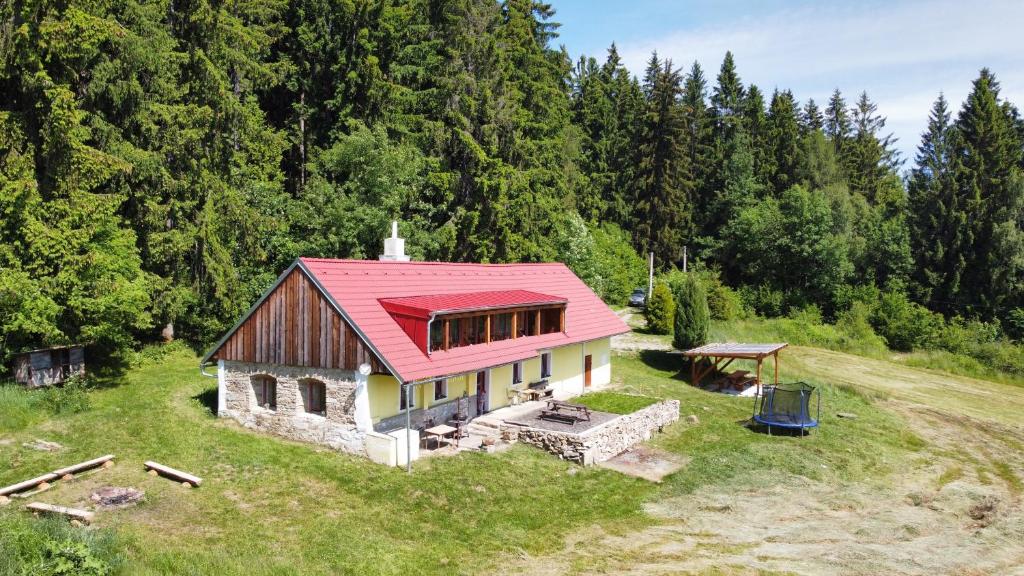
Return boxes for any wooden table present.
[423,424,458,449]
[521,388,544,402]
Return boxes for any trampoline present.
[752,382,820,435]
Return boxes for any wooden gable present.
[208,267,387,373]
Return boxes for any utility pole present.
[683,245,688,273]
[648,252,654,300]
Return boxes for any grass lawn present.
[609,348,924,497]
[570,391,659,414]
[0,343,925,575]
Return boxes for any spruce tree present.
[846,92,902,199]
[953,69,1024,316]
[681,61,715,236]
[765,89,803,195]
[908,94,960,309]
[802,98,824,134]
[825,88,852,160]
[743,85,771,189]
[633,54,691,268]
[711,51,745,131]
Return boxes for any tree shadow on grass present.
[639,349,690,382]
[192,387,218,416]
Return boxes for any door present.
[584,355,593,388]
[476,371,488,414]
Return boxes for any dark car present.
[629,288,646,307]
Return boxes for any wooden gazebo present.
[682,343,788,393]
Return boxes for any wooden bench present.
[25,502,94,524]
[144,461,202,487]
[528,380,554,400]
[539,400,591,425]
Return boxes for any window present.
[400,384,415,411]
[540,308,561,334]
[300,379,327,416]
[251,375,277,410]
[434,379,448,401]
[448,319,462,349]
[473,316,487,343]
[490,313,512,341]
[429,321,444,352]
[516,311,530,337]
[513,362,523,385]
[540,352,552,378]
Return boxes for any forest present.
[2,0,1024,369]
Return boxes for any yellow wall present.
[488,363,512,410]
[368,374,401,423]
[584,337,612,387]
[368,337,614,422]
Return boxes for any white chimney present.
[379,220,410,261]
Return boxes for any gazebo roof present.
[682,342,788,359]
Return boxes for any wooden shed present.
[12,345,86,388]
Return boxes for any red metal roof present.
[379,289,566,318]
[298,258,630,382]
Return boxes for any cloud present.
[614,0,1024,162]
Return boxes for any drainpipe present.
[199,361,217,378]
[200,360,225,416]
[353,363,372,433]
[425,314,437,356]
[404,382,412,474]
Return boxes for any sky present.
[551,0,1024,164]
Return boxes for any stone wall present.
[511,399,680,465]
[220,360,365,454]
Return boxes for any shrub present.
[934,317,999,355]
[835,301,888,351]
[693,270,746,320]
[0,515,120,576]
[42,376,91,415]
[788,304,823,325]
[871,291,944,351]
[553,214,647,305]
[739,284,784,317]
[1005,308,1024,341]
[673,274,709,350]
[645,283,675,335]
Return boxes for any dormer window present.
[380,290,567,354]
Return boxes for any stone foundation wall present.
[511,399,680,465]
[220,361,365,454]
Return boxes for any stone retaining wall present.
[510,399,679,465]
[220,361,365,454]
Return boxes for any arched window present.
[251,375,277,410]
[300,379,327,416]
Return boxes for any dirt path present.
[505,341,1024,575]
[611,308,672,352]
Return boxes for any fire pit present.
[91,486,145,508]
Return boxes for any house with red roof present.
[201,223,629,460]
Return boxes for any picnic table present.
[719,369,755,391]
[539,400,591,425]
[423,424,458,449]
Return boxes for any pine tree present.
[802,98,824,133]
[845,91,902,199]
[825,88,852,160]
[765,89,802,195]
[743,85,771,189]
[633,54,691,268]
[908,94,957,310]
[711,51,745,131]
[953,69,1024,316]
[681,61,714,236]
